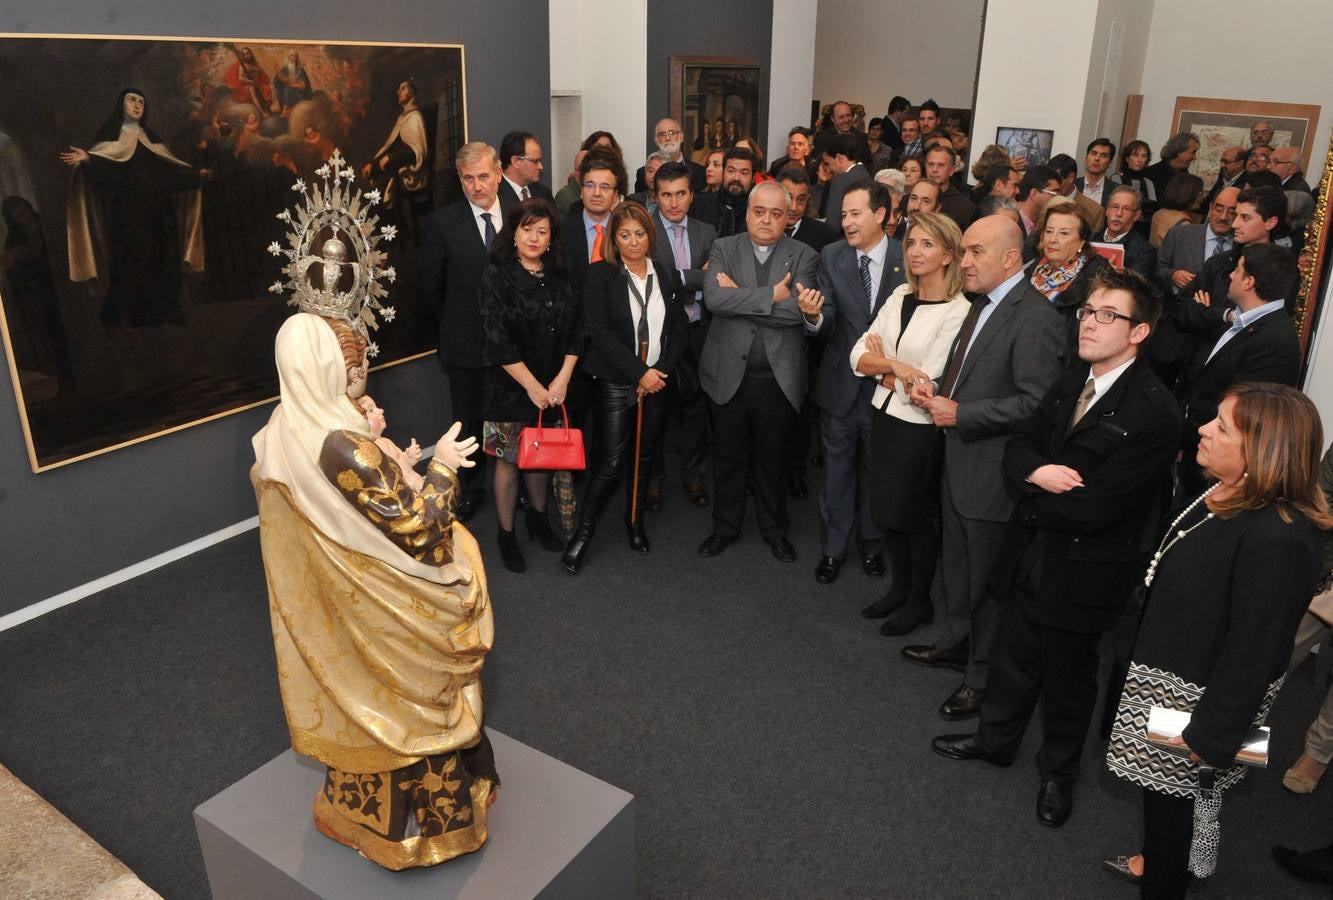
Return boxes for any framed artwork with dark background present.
[0,33,466,471]
[670,55,762,166]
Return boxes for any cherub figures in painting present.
[252,154,497,869]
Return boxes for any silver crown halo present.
[267,149,398,357]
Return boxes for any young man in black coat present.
[933,268,1181,829]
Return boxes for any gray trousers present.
[935,475,1010,689]
[1286,608,1333,765]
[818,404,882,559]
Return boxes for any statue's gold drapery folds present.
[256,433,492,775]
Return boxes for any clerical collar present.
[751,239,776,260]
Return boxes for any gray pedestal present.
[194,729,634,899]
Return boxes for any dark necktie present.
[481,212,496,250]
[1209,235,1230,259]
[521,185,531,201]
[784,225,796,237]
[938,294,989,398]
[859,254,874,312]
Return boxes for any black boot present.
[561,523,595,574]
[626,518,650,553]
[525,507,563,552]
[497,528,526,573]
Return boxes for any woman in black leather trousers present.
[562,201,687,572]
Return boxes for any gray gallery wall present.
[645,0,774,160]
[0,1,551,615]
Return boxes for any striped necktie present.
[859,254,874,312]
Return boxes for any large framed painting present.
[1170,96,1321,186]
[0,34,466,472]
[669,56,762,167]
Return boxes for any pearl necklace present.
[1144,484,1220,587]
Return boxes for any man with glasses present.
[1245,145,1273,175]
[635,117,706,194]
[1250,119,1275,149]
[1270,146,1313,194]
[560,148,626,286]
[933,267,1179,830]
[1205,146,1247,207]
[1092,185,1154,279]
[498,130,552,205]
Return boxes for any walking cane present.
[629,339,650,524]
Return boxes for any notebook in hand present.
[1146,706,1269,768]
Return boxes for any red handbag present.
[517,404,586,470]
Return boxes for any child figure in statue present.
[356,393,425,491]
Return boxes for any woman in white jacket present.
[851,211,971,636]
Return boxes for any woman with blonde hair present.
[1104,382,1329,897]
[851,211,971,635]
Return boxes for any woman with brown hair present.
[562,202,687,572]
[851,212,971,635]
[1150,173,1205,247]
[1103,382,1330,898]
[1030,196,1109,362]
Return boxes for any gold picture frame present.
[0,33,467,472]
[1295,130,1332,357]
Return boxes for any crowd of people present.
[399,97,1332,897]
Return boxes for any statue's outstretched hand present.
[432,421,478,471]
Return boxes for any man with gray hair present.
[1271,146,1313,194]
[418,141,514,520]
[635,117,707,193]
[1091,184,1155,279]
[697,181,823,562]
[628,151,670,211]
[1142,132,1199,203]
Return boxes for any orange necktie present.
[591,224,604,262]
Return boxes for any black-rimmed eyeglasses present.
[1076,305,1140,325]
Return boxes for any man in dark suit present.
[690,147,755,239]
[1091,185,1155,279]
[627,152,667,212]
[697,181,822,562]
[418,141,515,519]
[933,268,1180,828]
[498,130,553,205]
[1073,137,1117,208]
[1271,146,1314,194]
[634,118,707,194]
[559,149,626,288]
[649,161,717,507]
[1204,146,1247,207]
[777,166,838,250]
[1156,186,1239,298]
[1175,242,1302,497]
[820,132,873,230]
[880,95,911,159]
[807,182,903,584]
[904,216,1066,720]
[767,126,814,178]
[926,144,975,229]
[1142,132,1199,202]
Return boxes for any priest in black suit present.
[418,141,515,518]
[933,268,1180,829]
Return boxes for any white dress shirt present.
[469,197,503,244]
[626,266,667,366]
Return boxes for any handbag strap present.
[536,403,571,439]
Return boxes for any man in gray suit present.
[820,132,872,230]
[905,216,1066,720]
[808,182,904,584]
[649,161,717,507]
[698,181,823,561]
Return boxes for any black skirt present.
[870,410,942,533]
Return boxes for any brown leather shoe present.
[685,482,710,506]
[644,485,664,512]
[901,642,968,672]
[939,684,984,720]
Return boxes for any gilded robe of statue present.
[253,313,496,869]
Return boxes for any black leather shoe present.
[815,555,841,584]
[861,552,885,577]
[861,589,908,619]
[879,604,933,636]
[939,684,984,720]
[766,536,797,562]
[454,497,477,523]
[931,733,1014,766]
[1272,843,1333,884]
[561,524,594,574]
[496,528,526,573]
[1037,779,1073,827]
[788,476,808,499]
[698,533,737,557]
[901,642,968,672]
[685,482,709,506]
[626,519,650,553]
[1101,856,1142,884]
